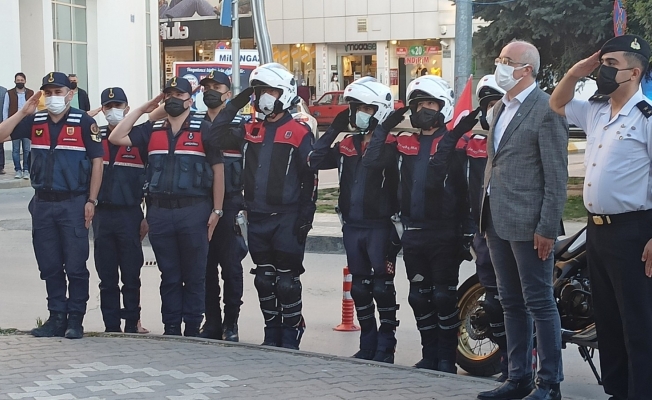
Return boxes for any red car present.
[311,91,405,126]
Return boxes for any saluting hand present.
[21,92,42,116]
[84,202,95,229]
[641,239,652,278]
[207,212,220,241]
[139,219,149,242]
[140,93,165,114]
[569,51,601,79]
[87,107,102,118]
[534,233,554,261]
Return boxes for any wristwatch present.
[87,198,98,206]
[212,209,224,217]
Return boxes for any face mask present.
[258,92,277,115]
[203,90,225,109]
[410,107,442,130]
[105,107,126,126]
[333,77,338,82]
[164,97,188,117]
[45,95,69,115]
[355,111,372,132]
[16,83,25,90]
[69,82,78,90]
[596,65,634,95]
[494,63,528,92]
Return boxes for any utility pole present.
[251,0,273,63]
[231,0,241,95]
[454,0,473,102]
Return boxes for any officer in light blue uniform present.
[0,72,104,339]
[550,34,652,400]
[94,87,147,334]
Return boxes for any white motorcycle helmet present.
[476,74,505,111]
[406,75,454,126]
[343,77,393,132]
[249,62,299,115]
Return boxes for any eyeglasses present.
[495,57,528,66]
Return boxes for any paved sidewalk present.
[0,334,588,400]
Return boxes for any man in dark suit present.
[68,74,90,112]
[477,40,568,400]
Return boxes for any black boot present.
[281,326,304,350]
[523,379,561,400]
[477,376,535,400]
[352,349,375,360]
[222,323,239,342]
[31,312,67,338]
[437,359,457,374]
[64,313,85,339]
[261,327,282,346]
[164,324,182,336]
[124,320,138,334]
[199,320,222,339]
[414,358,438,370]
[372,350,395,364]
[184,323,201,337]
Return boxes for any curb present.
[568,141,586,154]
[0,179,31,190]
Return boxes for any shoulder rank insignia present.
[636,100,652,119]
[588,93,609,102]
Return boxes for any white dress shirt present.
[493,82,537,152]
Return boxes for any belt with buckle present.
[589,210,652,226]
[35,191,85,202]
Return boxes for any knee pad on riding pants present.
[276,271,303,328]
[373,275,399,333]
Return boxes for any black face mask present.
[164,97,188,117]
[16,83,25,90]
[596,65,634,95]
[69,82,78,90]
[203,90,225,109]
[410,108,443,130]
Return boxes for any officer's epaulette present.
[636,100,652,119]
[152,119,167,129]
[588,93,609,102]
[67,112,83,124]
[34,111,48,122]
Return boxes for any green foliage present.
[628,0,652,43]
[471,0,613,91]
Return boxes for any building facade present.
[0,0,160,115]
[264,0,485,102]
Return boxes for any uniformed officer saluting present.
[110,77,225,337]
[94,87,148,334]
[550,35,652,400]
[212,63,317,350]
[0,72,104,339]
[196,70,248,342]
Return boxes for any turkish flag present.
[447,75,474,131]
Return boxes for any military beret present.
[101,87,128,105]
[200,70,231,89]
[600,35,651,60]
[163,76,193,95]
[40,72,71,90]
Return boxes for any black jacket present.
[76,88,91,111]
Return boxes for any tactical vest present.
[223,149,244,199]
[147,117,213,197]
[98,126,146,206]
[30,111,91,193]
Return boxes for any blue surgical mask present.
[355,111,372,132]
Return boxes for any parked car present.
[310,91,405,126]
[290,98,320,138]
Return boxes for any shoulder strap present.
[588,94,609,103]
[636,100,652,119]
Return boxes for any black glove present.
[231,87,254,110]
[451,107,481,138]
[331,109,350,132]
[381,106,409,132]
[458,234,474,262]
[294,218,313,245]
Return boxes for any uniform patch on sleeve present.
[90,123,101,142]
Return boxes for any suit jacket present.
[480,87,568,241]
[77,88,91,111]
[0,86,6,123]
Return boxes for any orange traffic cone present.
[334,266,360,331]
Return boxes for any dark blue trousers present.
[147,199,211,325]
[29,194,90,314]
[92,206,144,329]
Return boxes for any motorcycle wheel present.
[457,274,503,377]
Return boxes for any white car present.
[291,98,320,139]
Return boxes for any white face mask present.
[485,105,495,127]
[105,107,126,126]
[494,63,528,92]
[45,95,69,115]
[355,111,372,132]
[258,92,277,115]
[333,77,338,82]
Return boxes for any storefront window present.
[273,44,316,100]
[52,0,88,89]
[341,54,377,87]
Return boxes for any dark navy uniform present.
[365,126,471,369]
[129,97,222,336]
[93,87,146,333]
[309,124,400,360]
[10,72,103,338]
[212,101,317,349]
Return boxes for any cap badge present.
[208,71,214,79]
[47,73,54,83]
[171,77,177,87]
[631,38,641,50]
[108,88,115,99]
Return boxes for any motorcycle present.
[456,225,601,384]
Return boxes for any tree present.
[471,0,613,91]
[627,0,652,43]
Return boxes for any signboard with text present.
[405,56,430,65]
[396,47,408,57]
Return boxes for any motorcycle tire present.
[457,274,503,377]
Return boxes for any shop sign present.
[396,47,408,57]
[331,65,338,71]
[344,43,377,53]
[409,46,425,56]
[215,49,260,66]
[405,56,430,65]
[389,68,399,85]
[443,50,452,58]
[160,21,189,40]
[426,46,440,54]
